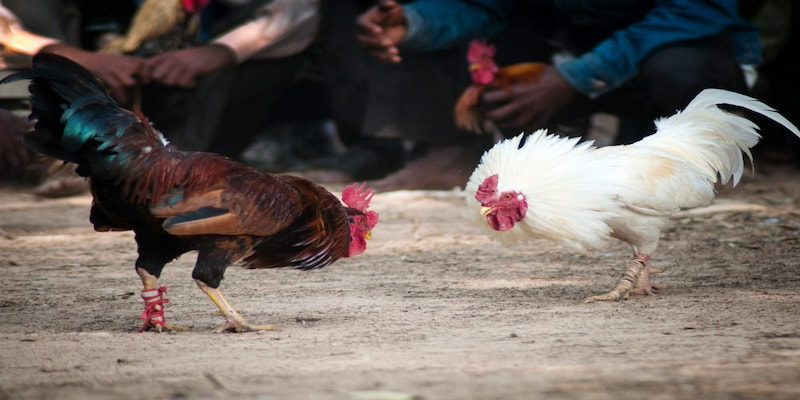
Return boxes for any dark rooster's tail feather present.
[0,53,166,180]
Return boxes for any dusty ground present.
[1,163,800,400]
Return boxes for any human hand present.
[356,0,406,63]
[481,64,578,130]
[39,44,144,103]
[140,45,236,88]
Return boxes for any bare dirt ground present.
[1,163,799,400]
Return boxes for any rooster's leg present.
[629,258,666,296]
[195,280,277,333]
[584,255,651,303]
[136,267,185,332]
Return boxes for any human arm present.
[38,43,146,103]
[556,0,761,98]
[1,4,60,56]
[356,1,406,63]
[1,4,143,103]
[141,0,319,87]
[356,0,513,63]
[139,44,236,88]
[481,64,577,130]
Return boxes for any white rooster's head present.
[466,131,620,250]
[474,174,528,231]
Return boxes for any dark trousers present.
[159,52,310,157]
[591,34,748,144]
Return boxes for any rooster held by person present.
[466,88,800,302]
[1,53,378,332]
[454,39,545,135]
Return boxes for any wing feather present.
[150,170,303,237]
[161,206,245,236]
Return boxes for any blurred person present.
[129,0,408,182]
[357,0,762,189]
[3,0,403,186]
[1,0,143,102]
[134,0,325,160]
[1,0,144,197]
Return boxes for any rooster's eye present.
[504,194,513,200]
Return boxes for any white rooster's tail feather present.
[641,88,800,187]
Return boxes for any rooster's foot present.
[215,321,277,333]
[584,290,625,303]
[196,280,278,333]
[139,286,187,332]
[143,320,188,333]
[137,268,184,332]
[584,254,651,303]
[629,261,665,296]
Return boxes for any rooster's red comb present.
[182,0,210,13]
[475,174,499,203]
[467,39,496,64]
[342,183,374,211]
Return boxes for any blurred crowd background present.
[1,0,798,197]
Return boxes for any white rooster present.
[465,89,800,302]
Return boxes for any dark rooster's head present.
[467,39,498,85]
[474,174,528,231]
[342,183,379,257]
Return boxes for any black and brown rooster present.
[1,53,378,333]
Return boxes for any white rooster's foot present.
[584,289,625,303]
[629,264,666,296]
[584,255,650,303]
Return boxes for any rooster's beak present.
[480,206,495,216]
[365,231,372,240]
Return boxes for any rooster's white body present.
[466,89,800,301]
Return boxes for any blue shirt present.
[401,0,763,98]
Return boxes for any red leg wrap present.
[139,286,169,332]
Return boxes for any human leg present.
[599,34,748,144]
